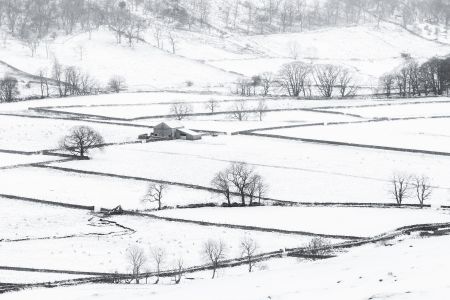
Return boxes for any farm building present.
[153,122,202,140]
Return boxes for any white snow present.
[48,135,450,205]
[3,234,450,300]
[154,206,450,237]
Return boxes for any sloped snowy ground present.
[3,233,450,300]
[0,28,240,92]
[0,212,335,273]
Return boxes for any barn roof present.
[154,122,184,129]
[177,128,201,137]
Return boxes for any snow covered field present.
[2,1,450,297]
[327,101,450,119]
[0,270,92,284]
[39,99,321,120]
[261,118,450,153]
[4,233,450,300]
[154,206,450,237]
[132,110,359,134]
[48,135,450,205]
[0,197,123,241]
[0,167,223,210]
[0,213,339,273]
[0,152,60,167]
[0,115,143,152]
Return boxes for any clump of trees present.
[211,162,268,206]
[59,126,104,158]
[49,59,100,98]
[0,76,19,102]
[390,173,432,207]
[107,75,127,93]
[379,56,450,97]
[305,237,333,256]
[278,62,311,97]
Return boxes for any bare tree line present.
[125,235,261,284]
[380,56,450,98]
[237,62,358,98]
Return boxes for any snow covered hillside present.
[1,20,449,95]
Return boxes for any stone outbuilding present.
[153,122,202,140]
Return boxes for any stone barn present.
[153,122,201,140]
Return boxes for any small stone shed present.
[153,122,202,140]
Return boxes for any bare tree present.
[240,237,259,272]
[278,62,311,97]
[64,66,81,95]
[173,257,184,284]
[59,126,104,158]
[0,76,19,102]
[143,183,168,210]
[380,74,395,97]
[107,75,127,93]
[153,24,164,49]
[211,170,232,206]
[25,37,39,57]
[170,103,193,120]
[255,99,268,121]
[203,239,226,279]
[412,176,432,208]
[151,247,166,284]
[229,100,248,121]
[37,69,49,98]
[52,59,64,97]
[287,40,300,59]
[337,68,358,97]
[260,72,274,96]
[228,162,255,205]
[246,174,263,205]
[205,99,220,113]
[167,30,176,54]
[314,64,341,98]
[127,246,147,284]
[391,174,410,205]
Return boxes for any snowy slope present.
[0,29,241,92]
[3,234,450,300]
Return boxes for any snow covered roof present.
[177,128,201,137]
[155,122,184,129]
